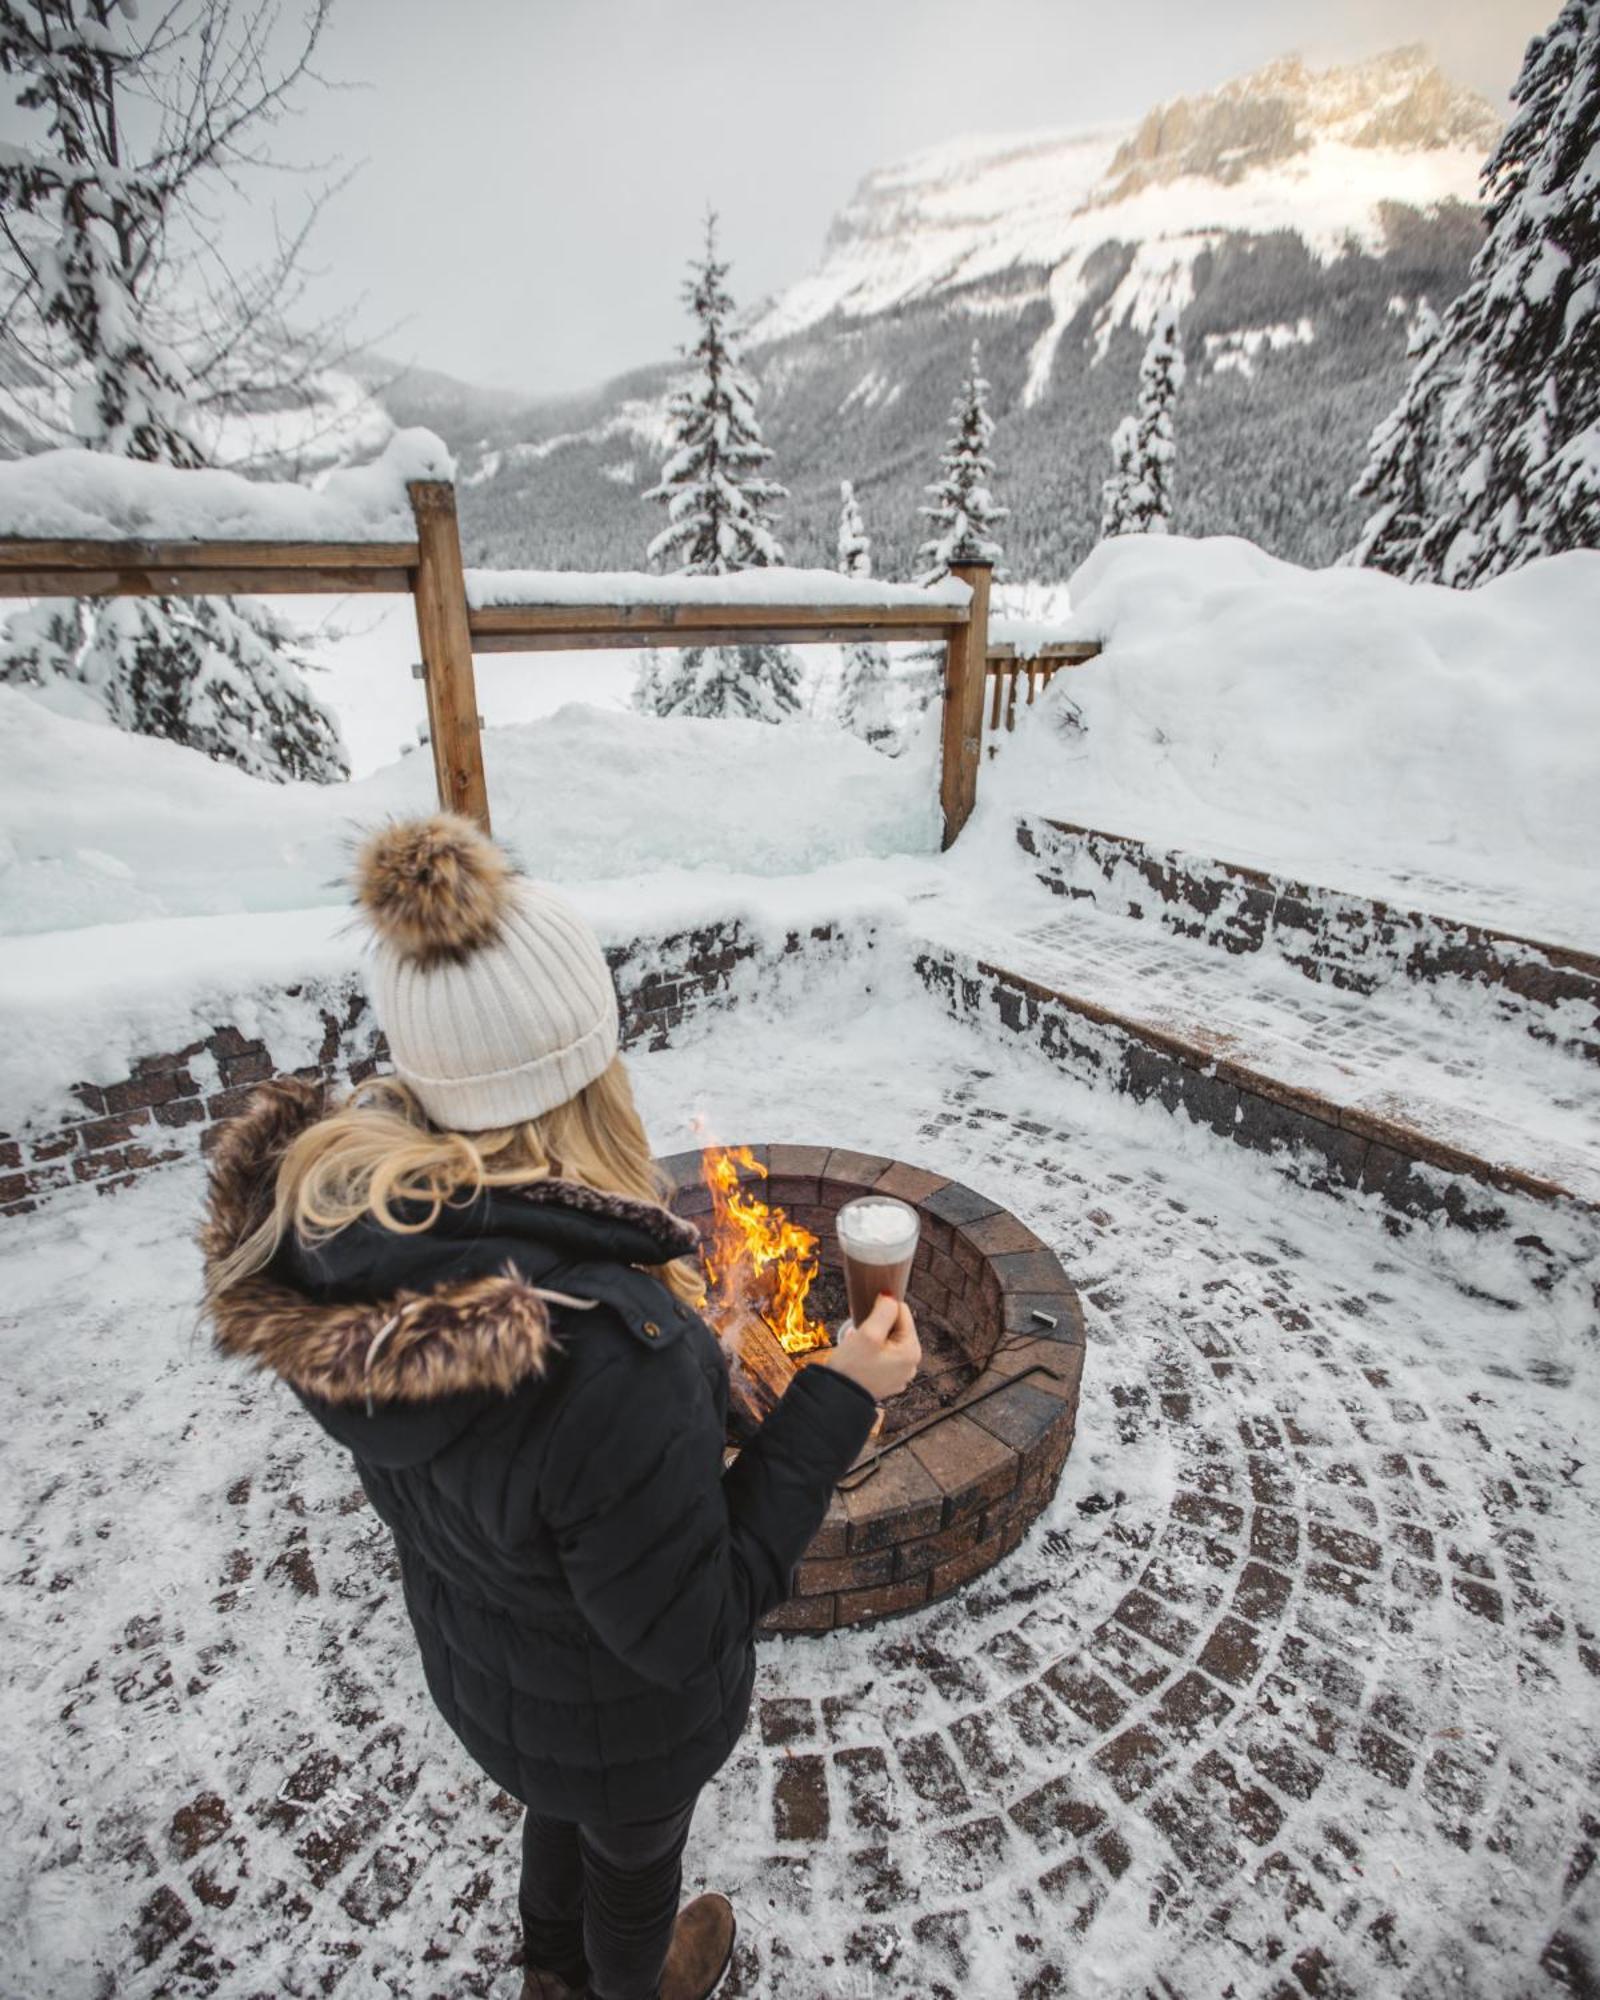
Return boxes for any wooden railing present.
[984,641,1101,742]
[0,479,1100,848]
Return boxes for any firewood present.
[723,1313,883,1450]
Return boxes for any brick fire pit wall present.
[656,1145,1086,1634]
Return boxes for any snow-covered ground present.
[0,677,941,935]
[2,952,1595,1997]
[2,491,1597,1997]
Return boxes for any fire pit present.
[655,1144,1086,1633]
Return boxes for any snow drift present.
[0,693,941,935]
[990,535,1600,939]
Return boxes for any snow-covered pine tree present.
[1348,0,1600,582]
[1100,310,1186,538]
[1343,301,1450,573]
[630,646,666,715]
[834,480,895,750]
[0,0,349,782]
[914,339,1008,584]
[641,212,802,722]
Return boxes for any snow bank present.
[987,579,1091,659]
[988,536,1600,942]
[0,689,941,935]
[465,566,970,610]
[0,428,453,544]
[0,854,937,1128]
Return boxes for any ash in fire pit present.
[655,1144,1087,1634]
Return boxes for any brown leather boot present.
[521,1969,587,1999]
[658,1892,736,2000]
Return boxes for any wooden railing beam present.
[985,640,1101,665]
[940,559,992,848]
[471,620,963,654]
[0,536,418,573]
[0,563,414,598]
[467,599,969,641]
[408,481,490,833]
[0,536,419,600]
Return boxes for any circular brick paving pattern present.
[656,1143,1084,1632]
[1,1006,1595,1998]
[638,1037,1600,2000]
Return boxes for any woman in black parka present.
[199,814,920,2000]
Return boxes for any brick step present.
[1017,815,1600,1068]
[913,922,1600,1230]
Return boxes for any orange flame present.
[700,1145,829,1355]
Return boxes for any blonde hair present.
[206,1054,707,1315]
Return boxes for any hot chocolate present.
[835,1196,921,1331]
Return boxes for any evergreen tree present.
[1100,310,1186,538]
[1349,1,1600,582]
[641,212,802,721]
[914,338,1008,584]
[630,646,665,716]
[1343,301,1450,572]
[834,480,895,750]
[0,0,350,783]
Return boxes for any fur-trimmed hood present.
[200,1077,703,1432]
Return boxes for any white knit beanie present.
[351,812,619,1131]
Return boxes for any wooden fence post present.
[408,480,491,833]
[940,559,992,848]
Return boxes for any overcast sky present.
[235,0,1547,400]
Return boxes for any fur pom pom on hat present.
[351,812,619,1131]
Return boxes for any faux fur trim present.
[353,812,514,969]
[500,1173,702,1260]
[209,1264,563,1406]
[199,1075,700,1406]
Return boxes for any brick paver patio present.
[2,976,1595,1997]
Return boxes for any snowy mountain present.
[0,46,1501,581]
[398,44,1498,579]
[751,48,1494,355]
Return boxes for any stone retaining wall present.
[1018,816,1600,1065]
[912,942,1593,1305]
[0,919,850,1220]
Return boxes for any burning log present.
[724,1311,820,1434]
[696,1143,883,1453]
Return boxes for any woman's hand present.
[823,1292,921,1402]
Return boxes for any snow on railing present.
[0,428,453,546]
[987,615,1100,661]
[465,566,971,611]
[462,563,976,657]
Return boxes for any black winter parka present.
[200,1079,879,1822]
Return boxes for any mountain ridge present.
[416,47,1492,580]
[0,43,1499,585]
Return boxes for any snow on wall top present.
[0,692,942,1124]
[0,427,454,545]
[465,567,972,611]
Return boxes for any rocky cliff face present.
[1099,47,1500,199]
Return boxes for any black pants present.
[520,1789,702,2000]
